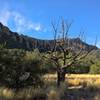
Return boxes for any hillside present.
[0,22,98,52]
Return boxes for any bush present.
[89,62,100,74]
[65,63,90,74]
[0,46,45,89]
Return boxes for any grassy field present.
[1,74,100,100]
[43,74,100,86]
[43,74,100,79]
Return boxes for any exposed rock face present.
[0,22,98,52]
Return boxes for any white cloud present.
[96,41,100,48]
[0,9,11,25]
[0,8,43,33]
[28,23,43,31]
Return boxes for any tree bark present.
[57,69,66,87]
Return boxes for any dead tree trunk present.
[57,68,66,87]
[44,19,95,87]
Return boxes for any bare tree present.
[43,19,95,87]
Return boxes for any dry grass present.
[0,87,46,100]
[0,74,100,100]
[47,89,60,100]
[43,74,100,87]
[67,78,82,86]
[43,74,100,79]
[43,74,100,100]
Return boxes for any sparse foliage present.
[43,19,94,86]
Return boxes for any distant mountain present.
[0,22,98,52]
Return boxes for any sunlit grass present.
[43,74,100,78]
[43,74,100,87]
[0,74,100,99]
[0,87,14,99]
[0,87,46,100]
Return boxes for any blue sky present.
[0,0,100,47]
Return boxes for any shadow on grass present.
[0,85,100,100]
[65,86,100,100]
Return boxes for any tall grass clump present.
[47,82,67,100]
